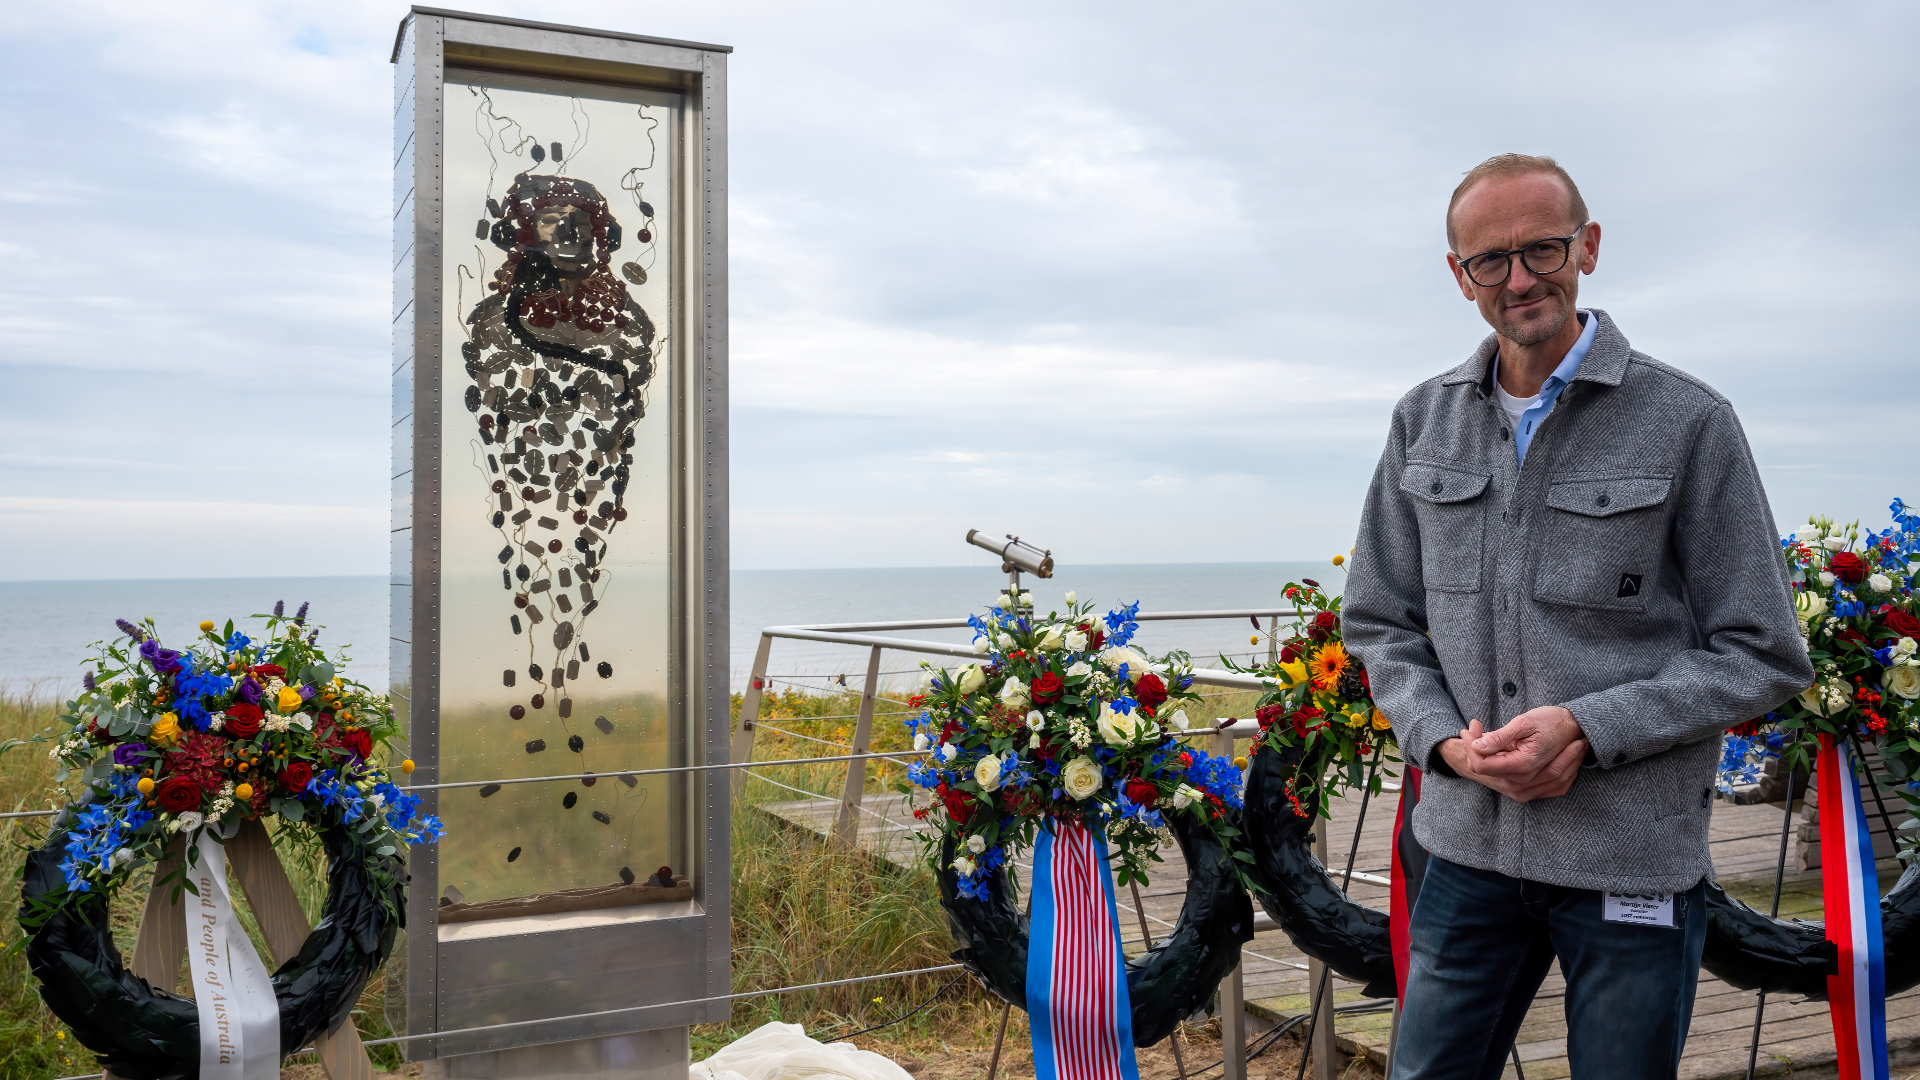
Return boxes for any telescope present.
[967,529,1053,611]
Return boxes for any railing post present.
[832,645,884,846]
[1215,725,1248,1080]
[1309,815,1338,1080]
[730,633,774,799]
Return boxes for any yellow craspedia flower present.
[401,759,416,774]
[1250,635,1260,645]
[1232,756,1248,770]
[136,777,155,795]
[148,713,182,747]
[1345,709,1368,728]
[1371,709,1392,731]
[1331,554,1345,567]
[199,620,215,632]
[276,686,304,712]
[234,783,253,800]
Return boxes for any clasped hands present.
[1436,705,1588,802]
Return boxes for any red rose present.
[222,703,263,738]
[1884,609,1920,639]
[340,729,373,761]
[1290,706,1327,739]
[278,762,313,794]
[1001,787,1046,817]
[1031,671,1064,706]
[938,783,976,824]
[1308,611,1339,643]
[1828,552,1868,585]
[1124,778,1159,808]
[1279,642,1300,665]
[156,776,203,813]
[1255,702,1287,729]
[1835,627,1868,647]
[1727,717,1766,737]
[1133,672,1168,709]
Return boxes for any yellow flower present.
[402,759,416,774]
[1277,659,1309,686]
[137,777,155,795]
[148,713,182,747]
[235,783,253,800]
[199,620,215,632]
[276,686,304,712]
[1310,642,1350,691]
[1232,756,1249,770]
[1250,635,1260,645]
[1371,709,1392,731]
[1344,709,1368,728]
[1331,554,1345,567]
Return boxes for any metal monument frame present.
[390,8,730,1074]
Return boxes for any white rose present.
[1896,636,1917,659]
[1169,708,1191,731]
[999,678,1030,709]
[972,638,990,654]
[1870,573,1893,592]
[1819,571,1836,588]
[938,743,959,762]
[175,811,205,833]
[1039,625,1066,650]
[996,593,1013,610]
[974,754,1004,791]
[1171,784,1204,810]
[957,665,987,694]
[109,847,136,870]
[1065,591,1077,605]
[1066,661,1093,679]
[1027,710,1045,730]
[1100,647,1148,680]
[914,732,931,751]
[1096,702,1142,745]
[1886,665,1920,701]
[1062,756,1104,801]
[966,833,987,854]
[1825,536,1849,552]
[952,855,976,876]
[1066,629,1089,652]
[1797,592,1829,623]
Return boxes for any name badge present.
[1602,892,1676,928]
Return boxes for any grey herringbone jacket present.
[1342,310,1813,894]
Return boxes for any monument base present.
[423,1027,690,1080]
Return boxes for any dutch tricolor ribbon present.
[1818,734,1890,1080]
[1389,765,1426,1002]
[1027,815,1140,1080]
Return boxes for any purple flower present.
[298,685,316,700]
[294,601,309,626]
[83,670,96,692]
[115,618,146,643]
[137,639,184,674]
[237,678,263,705]
[273,600,285,618]
[112,743,148,767]
[308,630,320,644]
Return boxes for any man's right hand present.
[1438,719,1587,803]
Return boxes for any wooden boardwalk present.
[757,782,1919,1079]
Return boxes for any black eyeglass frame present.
[1457,224,1590,288]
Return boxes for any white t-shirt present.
[1493,377,1540,434]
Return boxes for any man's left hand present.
[1470,705,1586,785]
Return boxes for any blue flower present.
[225,631,251,652]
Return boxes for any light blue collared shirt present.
[1494,309,1595,465]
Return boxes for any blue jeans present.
[1390,856,1708,1080]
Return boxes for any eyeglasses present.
[1457,226,1587,288]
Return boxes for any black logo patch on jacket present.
[1617,573,1643,598]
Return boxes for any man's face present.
[533,205,593,274]
[1446,173,1599,347]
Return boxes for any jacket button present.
[1596,493,1610,507]
[1430,480,1443,494]
[1500,429,1510,441]
[1502,681,1517,697]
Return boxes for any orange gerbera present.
[1310,641,1350,690]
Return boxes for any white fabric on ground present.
[689,1021,916,1080]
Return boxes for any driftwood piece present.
[437,878,692,923]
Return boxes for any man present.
[1342,153,1813,1079]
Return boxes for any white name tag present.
[1603,892,1676,928]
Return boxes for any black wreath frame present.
[1240,741,1920,1002]
[937,804,1256,1047]
[20,814,404,1080]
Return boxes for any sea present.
[0,562,1336,696]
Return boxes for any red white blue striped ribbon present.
[1818,734,1889,1080]
[1027,815,1140,1080]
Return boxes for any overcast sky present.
[1,1,1914,579]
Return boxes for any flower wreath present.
[11,606,442,1078]
[903,595,1256,1044]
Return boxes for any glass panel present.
[436,69,681,908]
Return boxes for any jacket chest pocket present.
[1532,476,1673,612]
[1401,462,1491,594]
